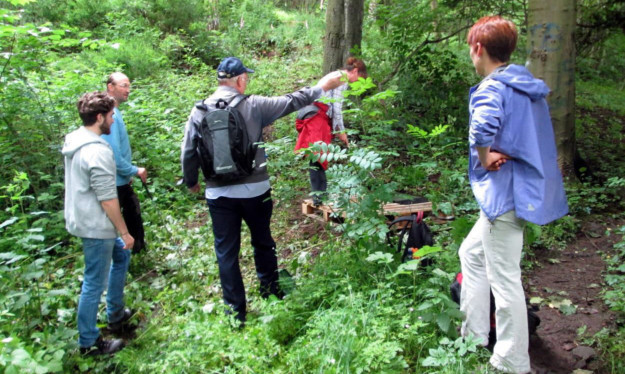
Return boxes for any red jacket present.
[294,102,331,170]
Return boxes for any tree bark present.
[343,0,364,62]
[323,0,345,74]
[526,0,576,175]
[323,0,364,73]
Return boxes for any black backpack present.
[387,211,434,263]
[194,94,260,182]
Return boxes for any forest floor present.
[276,200,622,374]
[527,216,622,374]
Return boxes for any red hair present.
[467,16,517,63]
[345,57,367,78]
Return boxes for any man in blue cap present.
[181,57,343,325]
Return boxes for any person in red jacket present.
[294,57,367,206]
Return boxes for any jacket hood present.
[488,64,550,101]
[62,126,108,157]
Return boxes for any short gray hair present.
[217,76,239,86]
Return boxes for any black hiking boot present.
[107,308,135,334]
[80,336,124,356]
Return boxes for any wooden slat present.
[301,199,342,222]
[382,201,432,215]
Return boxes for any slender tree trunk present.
[343,0,364,61]
[323,0,345,74]
[526,0,576,175]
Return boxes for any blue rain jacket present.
[468,64,568,225]
[101,107,138,186]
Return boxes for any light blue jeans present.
[77,237,130,348]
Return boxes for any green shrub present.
[23,0,113,29]
[82,37,169,80]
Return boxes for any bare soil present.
[526,218,623,374]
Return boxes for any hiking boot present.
[107,308,134,333]
[260,282,285,300]
[80,336,124,356]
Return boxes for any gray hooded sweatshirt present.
[62,126,118,239]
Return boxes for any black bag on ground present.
[386,210,434,263]
[450,272,541,351]
[194,94,259,182]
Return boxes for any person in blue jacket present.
[102,72,148,253]
[459,16,568,373]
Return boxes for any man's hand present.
[121,233,135,250]
[137,167,148,183]
[101,198,133,249]
[189,183,201,193]
[336,132,349,147]
[317,70,344,92]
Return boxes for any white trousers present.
[459,210,530,374]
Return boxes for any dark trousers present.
[309,161,327,203]
[117,184,146,253]
[206,189,280,322]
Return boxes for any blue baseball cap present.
[216,57,255,79]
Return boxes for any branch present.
[0,33,17,81]
[378,23,472,89]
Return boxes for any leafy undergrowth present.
[2,1,625,373]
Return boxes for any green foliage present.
[23,0,114,29]
[2,0,625,372]
[578,33,625,83]
[594,225,625,371]
[210,0,325,59]
[412,269,463,337]
[82,37,169,80]
[526,215,579,251]
[144,0,205,34]
[343,80,403,149]
[422,335,482,370]
[603,225,625,315]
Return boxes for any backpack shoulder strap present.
[195,100,208,111]
[387,214,417,253]
[388,214,416,227]
[228,94,249,108]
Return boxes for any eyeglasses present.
[114,83,131,89]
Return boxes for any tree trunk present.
[526,0,576,175]
[323,0,364,73]
[343,0,364,62]
[323,0,345,74]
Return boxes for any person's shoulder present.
[474,78,507,99]
[85,139,113,155]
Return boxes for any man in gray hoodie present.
[63,91,135,355]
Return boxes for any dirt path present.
[527,219,622,373]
